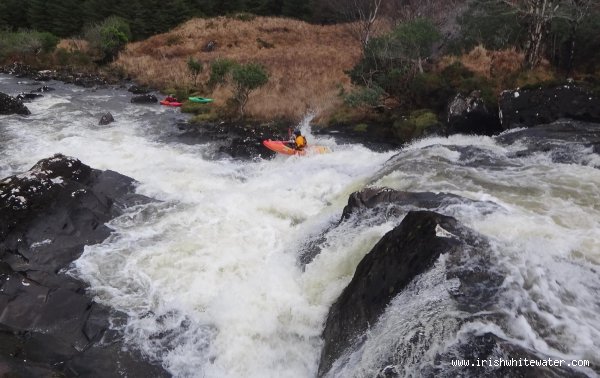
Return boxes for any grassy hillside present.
[113,16,361,122]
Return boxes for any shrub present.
[348,19,440,106]
[343,86,385,108]
[208,58,237,88]
[232,12,256,22]
[231,62,269,118]
[448,0,524,53]
[0,30,59,61]
[84,16,131,63]
[166,34,183,46]
[187,57,203,86]
[53,48,92,68]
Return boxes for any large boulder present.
[128,85,151,94]
[0,154,166,377]
[499,84,600,129]
[318,211,466,376]
[99,112,115,125]
[202,40,217,52]
[131,94,158,104]
[446,90,502,136]
[0,92,31,115]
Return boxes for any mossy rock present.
[392,109,440,142]
[353,123,368,132]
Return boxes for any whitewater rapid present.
[1,74,598,377]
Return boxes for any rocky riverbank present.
[0,154,169,377]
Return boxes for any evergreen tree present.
[48,0,84,37]
[27,0,53,32]
[282,0,311,20]
[0,0,31,31]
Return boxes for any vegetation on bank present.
[1,0,599,132]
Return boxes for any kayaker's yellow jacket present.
[295,135,307,150]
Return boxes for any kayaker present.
[165,94,178,102]
[289,129,307,151]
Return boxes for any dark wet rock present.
[99,112,115,125]
[0,154,166,377]
[499,84,600,129]
[318,209,506,377]
[377,365,400,378]
[314,123,400,152]
[0,92,31,115]
[301,188,499,266]
[16,92,43,102]
[131,94,158,104]
[319,211,468,376]
[32,70,54,81]
[341,187,490,221]
[447,90,502,136]
[496,119,600,165]
[128,85,151,94]
[33,85,55,92]
[202,40,217,52]
[174,121,291,160]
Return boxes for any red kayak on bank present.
[160,100,183,107]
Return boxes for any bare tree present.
[321,0,383,48]
[561,0,595,73]
[500,0,595,68]
[353,0,383,48]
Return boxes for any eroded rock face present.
[0,154,166,377]
[0,92,30,115]
[446,91,502,136]
[318,211,466,376]
[499,84,600,129]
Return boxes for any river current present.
[1,74,598,377]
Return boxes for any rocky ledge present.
[0,92,30,116]
[499,84,600,129]
[1,62,113,88]
[174,121,292,159]
[0,154,168,377]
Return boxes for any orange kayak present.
[262,140,330,156]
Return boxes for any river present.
[1,74,598,377]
